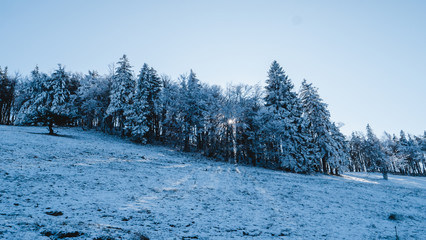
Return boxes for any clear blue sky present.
[1,0,425,136]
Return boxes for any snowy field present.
[0,125,425,240]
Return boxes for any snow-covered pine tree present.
[299,79,330,172]
[365,124,389,179]
[382,132,403,173]
[404,134,424,175]
[396,130,410,174]
[299,79,348,174]
[131,63,162,142]
[22,64,72,135]
[124,65,150,143]
[179,70,206,152]
[348,132,367,172]
[328,122,350,175]
[106,54,135,136]
[421,132,426,161]
[29,66,45,96]
[263,61,307,171]
[419,132,426,174]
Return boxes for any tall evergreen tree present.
[364,124,388,179]
[401,133,425,175]
[382,132,403,173]
[263,61,306,171]
[348,132,367,172]
[328,122,350,175]
[179,70,206,152]
[106,54,135,135]
[132,63,162,142]
[124,65,151,143]
[299,79,347,174]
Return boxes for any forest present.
[1,55,425,177]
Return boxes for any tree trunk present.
[382,168,388,180]
[48,122,54,135]
[322,157,328,174]
[183,135,190,152]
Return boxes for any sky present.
[1,0,425,136]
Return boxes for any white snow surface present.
[0,126,425,239]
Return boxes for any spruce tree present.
[328,122,350,175]
[124,65,150,143]
[132,63,162,141]
[106,54,135,135]
[263,61,306,171]
[349,132,367,172]
[179,70,205,152]
[299,79,347,174]
[401,133,424,175]
[365,124,388,179]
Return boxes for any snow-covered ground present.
[0,125,425,240]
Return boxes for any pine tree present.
[179,70,206,152]
[106,54,135,135]
[328,122,350,175]
[382,132,403,173]
[124,65,150,143]
[419,132,426,174]
[396,130,410,174]
[30,66,45,95]
[263,61,306,171]
[365,124,388,179]
[299,79,347,174]
[403,134,424,175]
[349,132,367,172]
[131,63,162,142]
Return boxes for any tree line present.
[1,55,424,177]
[349,125,425,178]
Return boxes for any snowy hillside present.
[1,126,425,239]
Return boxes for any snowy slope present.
[0,126,425,239]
